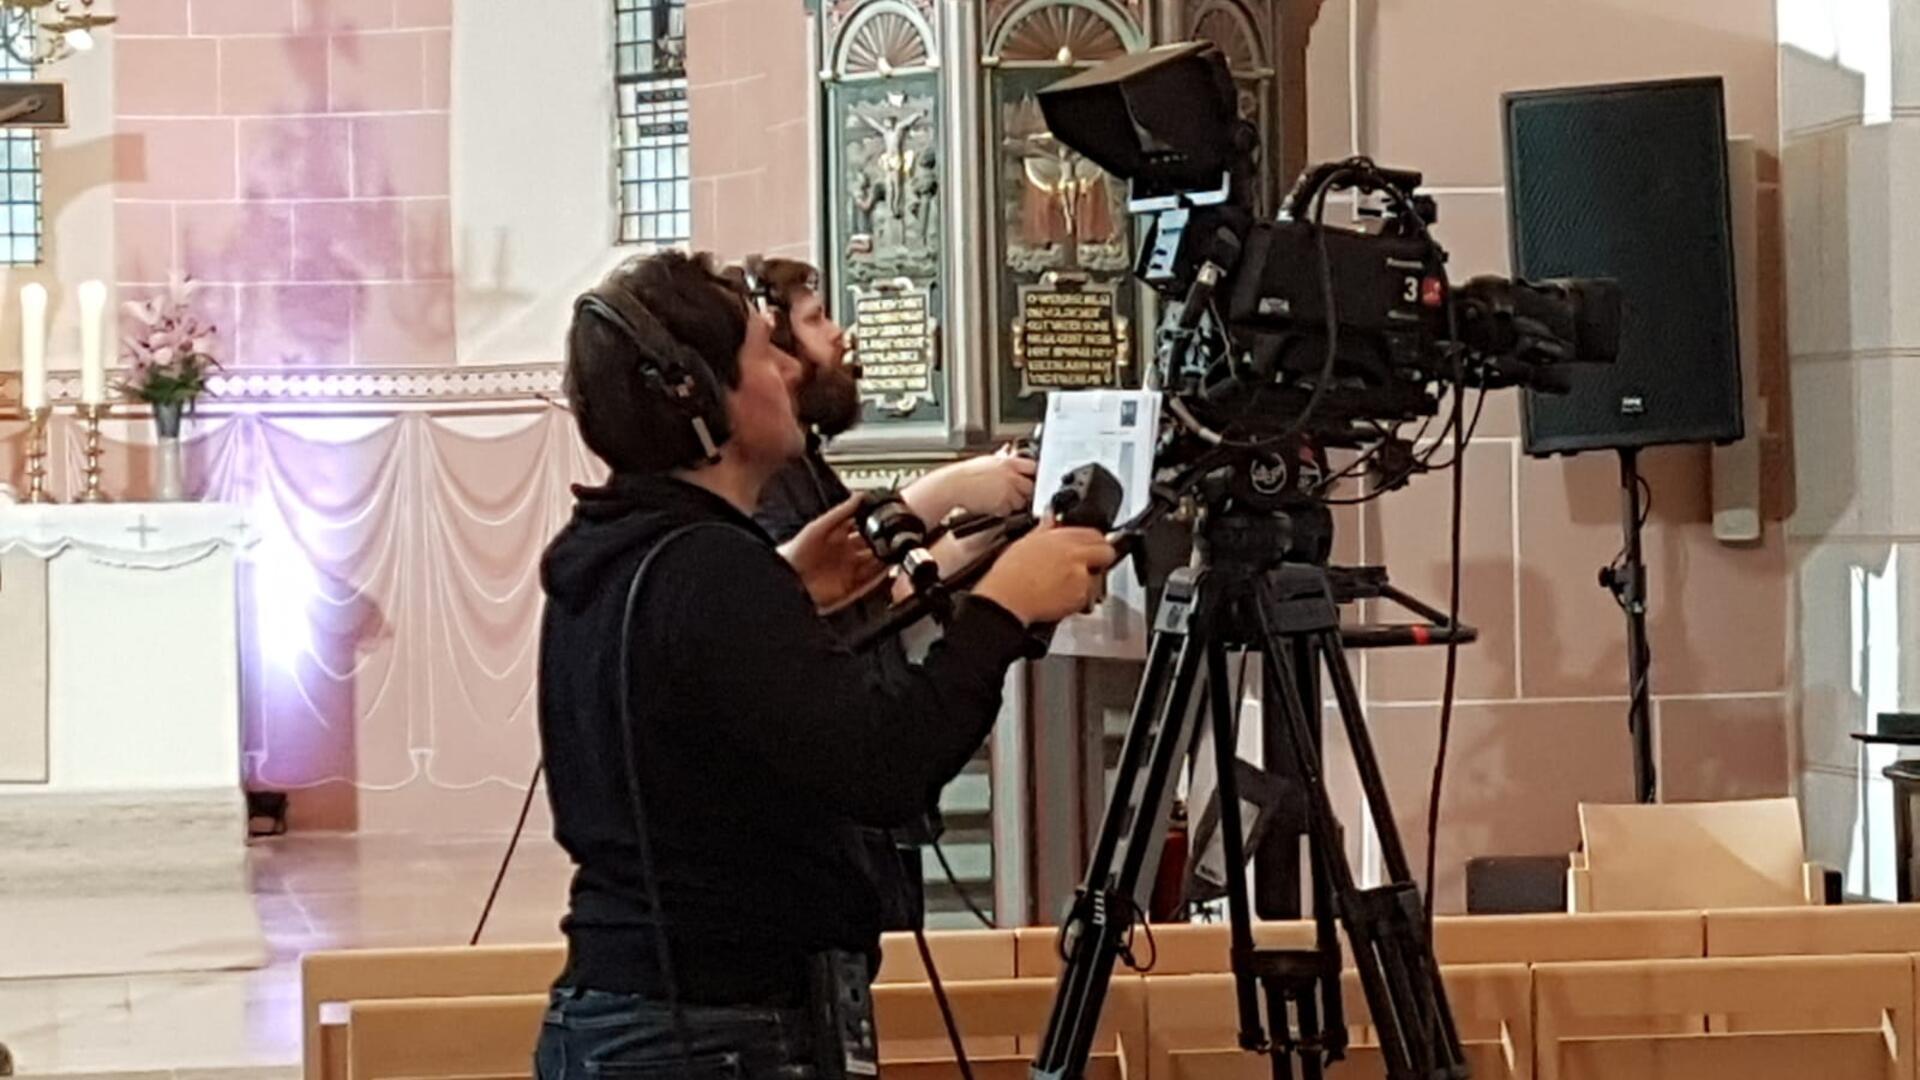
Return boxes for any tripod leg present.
[1204,643,1266,1053]
[1085,631,1180,902]
[1258,641,1362,1067]
[1292,637,1346,1059]
[1032,627,1208,1079]
[1317,634,1418,896]
[1315,630,1468,1080]
[1255,641,1305,922]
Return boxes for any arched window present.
[614,0,689,246]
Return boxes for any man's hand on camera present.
[903,448,1037,523]
[974,522,1118,627]
[780,495,886,614]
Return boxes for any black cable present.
[912,923,978,1080]
[1119,910,1159,973]
[1179,163,1348,452]
[1312,421,1402,496]
[1410,386,1489,471]
[1605,475,1654,573]
[1423,278,1467,929]
[888,829,980,1080]
[930,836,995,930]
[470,758,544,946]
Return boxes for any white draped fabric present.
[2,407,604,830]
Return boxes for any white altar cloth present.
[0,503,266,980]
[0,503,252,791]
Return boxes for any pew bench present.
[345,993,544,1080]
[330,976,1144,1079]
[304,931,1020,1079]
[1532,954,1915,1080]
[1143,965,1532,1080]
[303,944,563,1080]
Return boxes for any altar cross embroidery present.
[125,515,160,550]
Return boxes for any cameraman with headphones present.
[741,255,1036,934]
[536,251,1115,1080]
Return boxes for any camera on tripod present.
[1019,42,1627,1080]
[1038,40,1620,444]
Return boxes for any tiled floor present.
[0,831,574,1079]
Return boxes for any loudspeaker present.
[1505,77,1745,456]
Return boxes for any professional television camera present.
[1039,41,1618,446]
[1014,42,1621,1080]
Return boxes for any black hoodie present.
[537,473,1027,1004]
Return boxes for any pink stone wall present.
[114,0,454,369]
[1319,0,1794,910]
[685,0,813,262]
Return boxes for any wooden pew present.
[875,976,1147,1079]
[1704,905,1920,1033]
[877,928,1018,982]
[304,931,1016,1079]
[335,977,1144,1080]
[874,929,1020,1059]
[303,945,563,1080]
[1433,911,1703,964]
[1143,965,1533,1080]
[1706,903,1920,958]
[1532,954,1915,1080]
[1015,911,1702,980]
[345,993,544,1080]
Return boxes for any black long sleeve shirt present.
[755,440,941,930]
[537,474,1026,1004]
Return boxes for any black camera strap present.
[618,521,881,1080]
[616,521,727,1076]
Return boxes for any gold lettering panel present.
[850,281,937,416]
[1012,277,1128,396]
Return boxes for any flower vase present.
[152,401,186,502]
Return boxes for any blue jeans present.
[534,988,820,1080]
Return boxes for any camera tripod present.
[1031,512,1471,1080]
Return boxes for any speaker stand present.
[1600,448,1657,803]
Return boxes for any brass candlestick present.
[77,402,108,503]
[23,405,53,504]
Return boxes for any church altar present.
[0,502,267,979]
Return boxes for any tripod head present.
[1101,437,1475,653]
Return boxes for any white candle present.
[78,280,107,405]
[20,282,46,411]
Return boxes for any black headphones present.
[574,287,730,464]
[739,256,785,314]
[741,255,810,355]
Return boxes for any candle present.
[78,280,107,405]
[20,282,46,411]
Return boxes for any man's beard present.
[796,362,863,438]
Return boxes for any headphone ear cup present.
[685,351,730,449]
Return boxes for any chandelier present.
[2,0,115,68]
